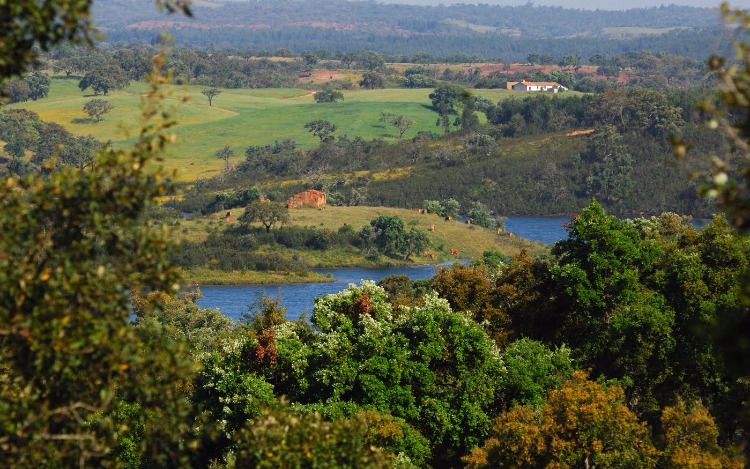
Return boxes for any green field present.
[8,78,521,180]
[601,26,688,37]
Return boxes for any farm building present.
[507,81,567,92]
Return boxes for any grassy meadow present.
[8,77,521,180]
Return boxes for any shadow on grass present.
[71,117,97,124]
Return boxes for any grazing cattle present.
[450,248,459,256]
[445,215,452,221]
[507,232,513,237]
[497,227,503,234]
[465,219,471,224]
[429,224,435,231]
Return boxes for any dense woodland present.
[3,0,750,468]
[95,0,730,61]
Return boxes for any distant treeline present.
[96,0,718,39]
[106,26,730,63]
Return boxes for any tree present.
[497,338,573,408]
[550,201,674,415]
[467,201,498,229]
[463,133,496,157]
[239,200,289,232]
[362,215,404,256]
[399,228,429,261]
[201,87,221,106]
[430,263,510,346]
[314,88,344,103]
[359,71,385,89]
[403,73,436,88]
[232,406,395,468]
[58,135,101,170]
[305,119,337,142]
[25,72,50,100]
[78,64,129,95]
[3,79,30,103]
[441,198,461,217]
[465,371,658,468]
[660,399,743,469]
[558,54,581,69]
[339,51,357,69]
[265,282,504,466]
[380,112,414,140]
[357,51,385,71]
[215,144,234,173]
[301,51,318,67]
[589,87,683,136]
[0,54,200,466]
[429,83,471,133]
[83,98,114,122]
[583,125,634,206]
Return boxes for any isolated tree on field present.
[429,83,471,133]
[83,98,114,122]
[380,112,415,140]
[305,119,337,142]
[78,64,129,95]
[202,87,221,106]
[239,200,289,233]
[215,144,235,173]
[314,88,344,103]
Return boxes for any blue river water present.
[196,216,573,320]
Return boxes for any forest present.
[2,0,750,468]
[94,0,728,61]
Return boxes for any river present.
[196,216,572,320]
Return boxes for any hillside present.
[6,78,521,180]
[93,0,728,60]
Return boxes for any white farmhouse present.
[508,81,567,92]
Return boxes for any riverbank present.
[181,267,334,285]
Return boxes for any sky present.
[379,0,750,9]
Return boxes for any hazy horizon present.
[374,0,750,9]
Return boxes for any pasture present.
[8,77,521,180]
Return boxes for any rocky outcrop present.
[286,189,326,209]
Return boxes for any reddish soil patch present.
[288,21,361,32]
[566,129,595,137]
[299,69,345,84]
[310,70,342,80]
[127,21,271,30]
